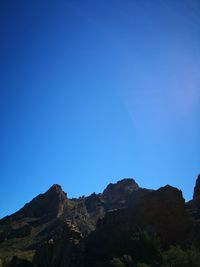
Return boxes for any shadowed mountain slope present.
[0,176,200,267]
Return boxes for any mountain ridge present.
[0,176,200,267]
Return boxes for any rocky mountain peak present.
[0,177,199,267]
[103,178,139,196]
[193,175,200,199]
[102,178,139,209]
[46,184,67,198]
[48,183,63,192]
[16,184,68,220]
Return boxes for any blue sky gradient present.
[0,0,200,218]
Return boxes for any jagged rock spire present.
[193,175,200,199]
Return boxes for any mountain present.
[0,176,200,267]
[0,178,141,266]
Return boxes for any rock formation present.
[0,175,199,266]
[193,174,200,199]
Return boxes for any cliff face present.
[33,220,84,267]
[186,175,200,248]
[84,185,191,266]
[187,175,200,219]
[0,176,199,267]
[0,178,140,266]
[131,185,190,246]
[16,184,68,220]
[193,175,200,199]
[102,178,139,208]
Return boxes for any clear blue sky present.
[0,0,200,218]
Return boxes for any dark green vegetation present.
[0,175,200,267]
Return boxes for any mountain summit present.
[0,178,141,252]
[0,176,200,267]
[103,178,139,195]
[13,183,68,221]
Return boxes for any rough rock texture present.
[102,178,139,209]
[0,184,68,226]
[84,185,192,266]
[0,184,74,251]
[0,176,199,266]
[130,185,191,246]
[33,220,83,267]
[0,178,141,266]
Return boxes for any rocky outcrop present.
[186,175,200,247]
[102,178,139,209]
[193,175,200,199]
[17,184,68,220]
[130,185,191,247]
[0,184,74,251]
[1,176,199,266]
[33,220,83,267]
[187,175,200,220]
[0,184,68,226]
[84,185,191,266]
[0,178,140,265]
